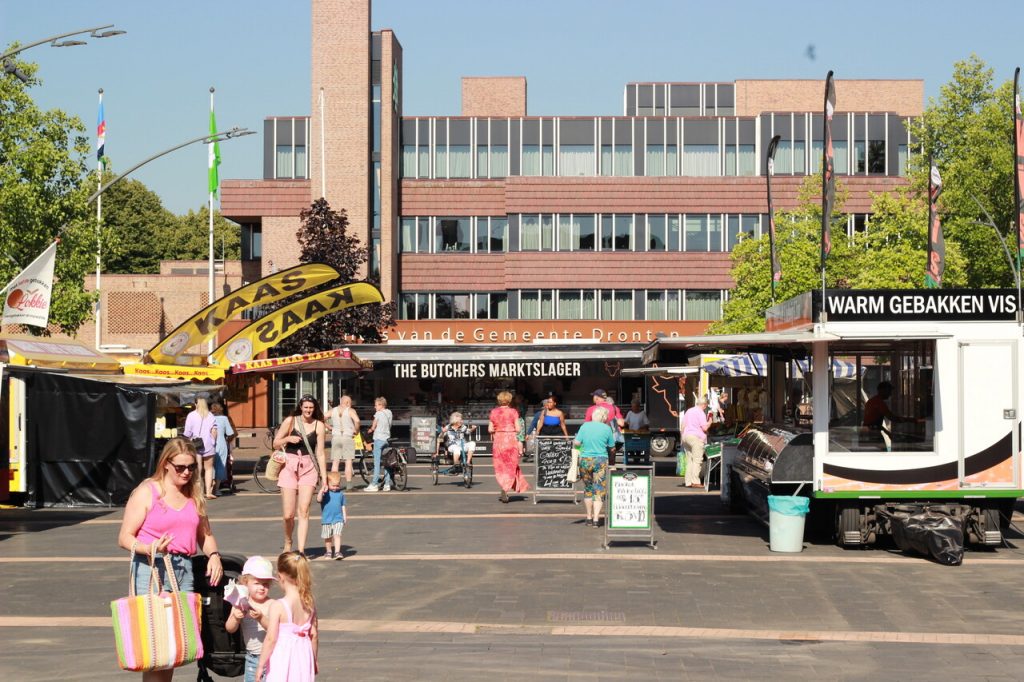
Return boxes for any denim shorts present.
[132,552,195,594]
[244,651,260,682]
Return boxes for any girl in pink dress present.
[489,390,529,503]
[257,552,318,681]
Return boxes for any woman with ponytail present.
[257,552,318,681]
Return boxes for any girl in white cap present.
[226,556,277,682]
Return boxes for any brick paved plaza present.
[3,457,1024,681]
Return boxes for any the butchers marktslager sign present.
[394,361,582,379]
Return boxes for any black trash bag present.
[889,511,964,566]
[194,553,249,680]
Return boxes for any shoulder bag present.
[111,547,203,671]
[567,442,581,483]
[265,418,290,481]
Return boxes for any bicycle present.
[431,439,474,488]
[357,436,409,491]
[252,453,281,494]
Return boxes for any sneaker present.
[382,484,391,492]
[364,484,380,492]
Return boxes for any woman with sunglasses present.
[273,395,327,555]
[117,438,223,681]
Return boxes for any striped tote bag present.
[111,551,203,672]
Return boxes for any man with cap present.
[586,390,625,464]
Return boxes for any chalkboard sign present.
[604,465,656,549]
[536,437,574,490]
[608,470,652,529]
[409,416,437,455]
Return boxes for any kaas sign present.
[148,263,340,364]
[210,282,383,366]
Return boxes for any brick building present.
[220,0,922,425]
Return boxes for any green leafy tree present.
[710,177,856,334]
[273,198,395,354]
[98,172,178,274]
[163,206,241,263]
[908,54,1017,287]
[0,53,95,334]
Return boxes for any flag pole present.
[1013,67,1023,322]
[95,88,104,349]
[208,86,216,354]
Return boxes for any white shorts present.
[447,442,476,456]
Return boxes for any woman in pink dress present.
[489,390,529,503]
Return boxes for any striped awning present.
[704,354,861,379]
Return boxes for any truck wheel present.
[838,506,863,546]
[650,435,676,457]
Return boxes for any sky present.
[4,0,1022,215]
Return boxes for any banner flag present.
[147,263,341,365]
[210,282,384,366]
[924,160,944,288]
[766,134,782,294]
[97,95,106,166]
[820,71,836,270]
[208,106,221,197]
[1014,67,1023,271]
[2,241,58,328]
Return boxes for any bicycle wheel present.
[262,427,276,451]
[253,455,280,494]
[463,461,473,488]
[431,455,439,485]
[392,459,408,491]
[359,453,373,484]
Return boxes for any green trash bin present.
[767,495,810,552]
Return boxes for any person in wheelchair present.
[437,412,477,471]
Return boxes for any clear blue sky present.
[4,0,1021,215]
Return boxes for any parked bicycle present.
[357,435,409,491]
[252,452,281,494]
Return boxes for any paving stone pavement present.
[3,461,1024,680]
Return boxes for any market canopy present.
[230,348,371,375]
[0,335,121,372]
[702,353,860,379]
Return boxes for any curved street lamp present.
[87,127,255,203]
[2,24,126,83]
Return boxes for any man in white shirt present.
[624,400,649,432]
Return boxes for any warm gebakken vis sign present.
[210,282,384,366]
[147,263,341,364]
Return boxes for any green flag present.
[208,108,221,196]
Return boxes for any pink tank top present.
[136,482,200,555]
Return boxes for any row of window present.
[398,289,726,321]
[399,113,911,180]
[402,214,762,254]
[625,82,734,117]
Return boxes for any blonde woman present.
[488,390,529,503]
[117,438,224,681]
[182,397,216,498]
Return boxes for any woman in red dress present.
[489,390,529,503]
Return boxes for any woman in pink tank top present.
[117,438,224,681]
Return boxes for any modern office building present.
[221,0,922,423]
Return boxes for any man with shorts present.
[329,396,359,490]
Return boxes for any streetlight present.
[80,126,255,349]
[2,24,127,83]
[87,127,256,203]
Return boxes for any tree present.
[907,55,1017,287]
[272,198,395,355]
[0,52,95,334]
[98,172,178,274]
[709,177,966,334]
[165,206,241,263]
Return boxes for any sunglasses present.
[170,463,198,474]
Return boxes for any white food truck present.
[641,288,1024,546]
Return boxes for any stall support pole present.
[811,338,830,484]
